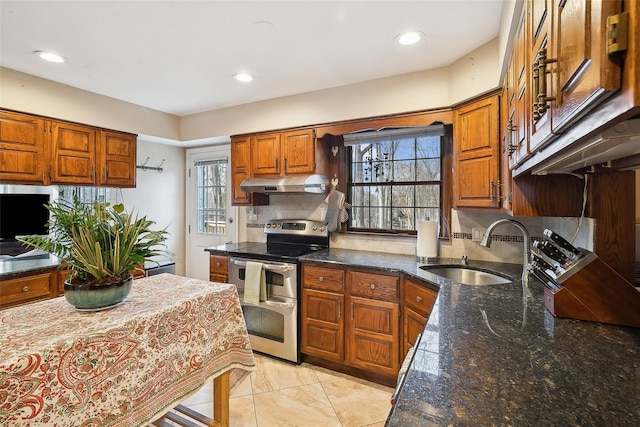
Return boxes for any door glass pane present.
[195,161,226,235]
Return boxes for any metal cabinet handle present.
[536,48,557,117]
[351,302,354,320]
[532,59,540,120]
[506,120,517,156]
[338,300,341,319]
[104,166,107,181]
[490,181,496,202]
[22,286,29,292]
[275,157,279,172]
[319,276,324,282]
[369,283,376,290]
[215,262,222,267]
[416,296,423,303]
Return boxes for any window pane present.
[393,159,416,182]
[393,139,416,160]
[196,161,226,235]
[417,158,441,181]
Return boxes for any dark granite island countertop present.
[300,248,640,426]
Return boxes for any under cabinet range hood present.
[532,119,640,175]
[240,174,329,194]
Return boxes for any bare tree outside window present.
[348,131,442,233]
[195,160,227,235]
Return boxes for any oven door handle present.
[262,300,295,308]
[231,259,295,272]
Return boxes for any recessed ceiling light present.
[396,31,423,46]
[233,73,253,82]
[33,50,66,63]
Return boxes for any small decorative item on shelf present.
[19,195,171,311]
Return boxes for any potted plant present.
[19,195,171,311]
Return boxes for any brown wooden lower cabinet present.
[1,271,55,309]
[301,262,405,384]
[347,296,400,377]
[209,254,229,283]
[402,276,438,357]
[301,288,344,362]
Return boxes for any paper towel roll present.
[416,220,438,259]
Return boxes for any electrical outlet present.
[472,228,486,242]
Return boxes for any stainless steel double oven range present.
[228,219,329,363]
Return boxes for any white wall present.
[1,36,501,144]
[117,139,186,275]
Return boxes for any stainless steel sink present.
[419,266,512,286]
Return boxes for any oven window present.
[239,268,284,287]
[242,306,285,342]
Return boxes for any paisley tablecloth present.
[0,273,255,426]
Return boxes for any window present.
[195,160,227,235]
[346,125,445,234]
[58,186,112,206]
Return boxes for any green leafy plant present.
[19,195,171,285]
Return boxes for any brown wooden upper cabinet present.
[453,94,501,209]
[0,110,136,187]
[528,0,622,153]
[0,111,46,184]
[251,129,316,177]
[98,130,136,187]
[230,135,268,206]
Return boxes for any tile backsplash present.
[241,195,595,266]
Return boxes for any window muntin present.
[195,160,227,235]
[348,133,442,233]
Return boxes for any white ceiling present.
[1,1,505,117]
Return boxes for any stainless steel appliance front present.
[229,256,299,362]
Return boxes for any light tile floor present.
[178,352,394,426]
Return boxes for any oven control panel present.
[265,219,328,237]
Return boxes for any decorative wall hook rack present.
[136,157,165,173]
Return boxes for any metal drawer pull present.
[215,262,222,267]
[416,296,423,303]
[369,283,376,290]
[319,276,324,282]
[22,286,29,292]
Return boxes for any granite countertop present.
[205,241,264,254]
[0,253,61,278]
[300,248,640,426]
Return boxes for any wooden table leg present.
[213,371,230,427]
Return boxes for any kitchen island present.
[0,273,255,426]
[300,249,640,426]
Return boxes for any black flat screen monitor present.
[0,194,50,240]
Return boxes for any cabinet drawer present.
[209,254,228,275]
[1,272,53,308]
[404,278,437,316]
[302,264,344,292]
[350,270,398,301]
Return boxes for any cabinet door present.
[453,95,501,208]
[209,254,229,283]
[346,296,400,376]
[231,136,251,204]
[403,307,427,357]
[514,6,530,165]
[50,121,96,184]
[528,0,555,152]
[251,133,281,176]
[282,129,315,175]
[551,0,621,133]
[301,289,344,362]
[98,130,136,187]
[0,111,47,184]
